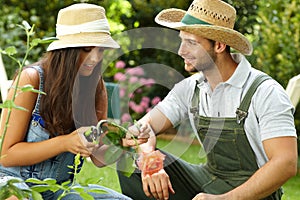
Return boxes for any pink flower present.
[129,76,139,83]
[139,78,155,86]
[141,96,150,104]
[121,113,131,123]
[114,72,127,81]
[129,101,145,114]
[126,67,144,76]
[134,105,145,114]
[115,61,126,69]
[140,100,149,109]
[136,88,143,93]
[119,88,126,97]
[129,92,135,98]
[129,101,136,108]
[151,96,161,105]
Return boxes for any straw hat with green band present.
[155,0,253,55]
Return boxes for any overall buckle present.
[236,109,248,124]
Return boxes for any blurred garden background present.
[0,0,299,198]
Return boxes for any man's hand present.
[123,122,154,148]
[127,122,153,139]
[142,168,175,200]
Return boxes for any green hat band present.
[181,13,211,25]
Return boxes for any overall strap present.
[30,66,44,114]
[190,80,200,117]
[236,74,272,124]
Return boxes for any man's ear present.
[214,42,227,53]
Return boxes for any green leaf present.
[43,178,57,185]
[1,177,24,185]
[0,183,30,200]
[86,188,107,194]
[0,188,12,200]
[61,180,71,187]
[0,100,28,111]
[30,38,42,48]
[4,46,17,56]
[104,145,123,164]
[74,153,82,166]
[30,185,51,193]
[31,190,44,200]
[101,134,112,145]
[72,186,85,193]
[77,192,94,200]
[41,37,58,43]
[84,127,92,136]
[26,178,46,184]
[20,84,46,95]
[105,131,122,145]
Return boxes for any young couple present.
[0,0,297,200]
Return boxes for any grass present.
[77,139,300,199]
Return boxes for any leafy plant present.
[0,21,50,156]
[85,120,139,177]
[0,177,33,199]
[27,154,106,200]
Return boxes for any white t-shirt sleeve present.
[156,75,198,127]
[253,79,297,140]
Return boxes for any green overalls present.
[188,74,282,199]
[117,74,283,200]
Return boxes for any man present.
[118,0,298,199]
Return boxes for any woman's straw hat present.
[47,3,119,51]
[155,0,252,55]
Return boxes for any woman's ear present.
[214,42,227,53]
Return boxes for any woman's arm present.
[0,68,92,167]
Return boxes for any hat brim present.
[47,32,120,51]
[155,8,253,55]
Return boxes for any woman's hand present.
[64,127,98,157]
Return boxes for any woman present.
[0,3,131,200]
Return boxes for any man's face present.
[178,31,216,73]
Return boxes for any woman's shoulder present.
[18,67,41,89]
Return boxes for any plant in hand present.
[85,120,139,177]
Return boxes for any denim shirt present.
[0,66,75,184]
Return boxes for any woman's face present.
[78,47,104,76]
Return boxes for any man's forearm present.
[225,137,297,199]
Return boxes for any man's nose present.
[178,42,186,57]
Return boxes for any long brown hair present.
[38,48,106,137]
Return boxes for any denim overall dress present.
[188,74,282,199]
[117,74,282,200]
[0,66,132,200]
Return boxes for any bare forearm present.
[139,107,172,135]
[1,135,67,167]
[227,161,294,199]
[225,137,298,200]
